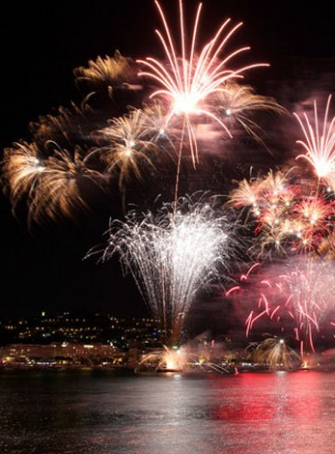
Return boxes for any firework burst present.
[137,0,269,167]
[215,83,287,148]
[251,336,301,370]
[294,95,335,186]
[227,168,335,257]
[2,141,45,207]
[88,108,159,191]
[91,193,239,346]
[34,145,104,224]
[1,140,105,226]
[74,50,140,97]
[227,259,335,359]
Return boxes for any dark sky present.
[1,0,335,320]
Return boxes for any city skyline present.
[1,0,335,339]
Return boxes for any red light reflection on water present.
[208,371,322,422]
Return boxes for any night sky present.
[1,0,335,321]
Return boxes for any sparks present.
[295,95,335,184]
[90,193,239,346]
[137,0,269,166]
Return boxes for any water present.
[1,368,335,454]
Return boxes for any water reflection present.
[1,370,335,453]
[211,370,324,421]
[209,371,335,453]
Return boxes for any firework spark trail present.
[251,336,301,370]
[1,0,284,223]
[136,342,232,373]
[74,50,137,91]
[96,193,239,346]
[33,144,104,224]
[226,258,335,358]
[2,141,45,209]
[136,345,186,372]
[88,108,159,191]
[227,168,335,257]
[2,140,105,226]
[137,0,269,167]
[294,95,335,186]
[214,83,287,149]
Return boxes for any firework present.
[250,336,301,370]
[34,145,104,224]
[136,345,186,372]
[28,103,91,148]
[136,342,232,374]
[227,168,335,257]
[1,140,105,226]
[2,141,45,207]
[88,108,159,190]
[74,50,140,95]
[92,193,239,346]
[294,95,335,186]
[227,258,335,359]
[227,175,263,216]
[215,83,287,148]
[141,101,180,150]
[137,0,269,167]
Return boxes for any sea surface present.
[1,368,335,454]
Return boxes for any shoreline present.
[1,363,335,374]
